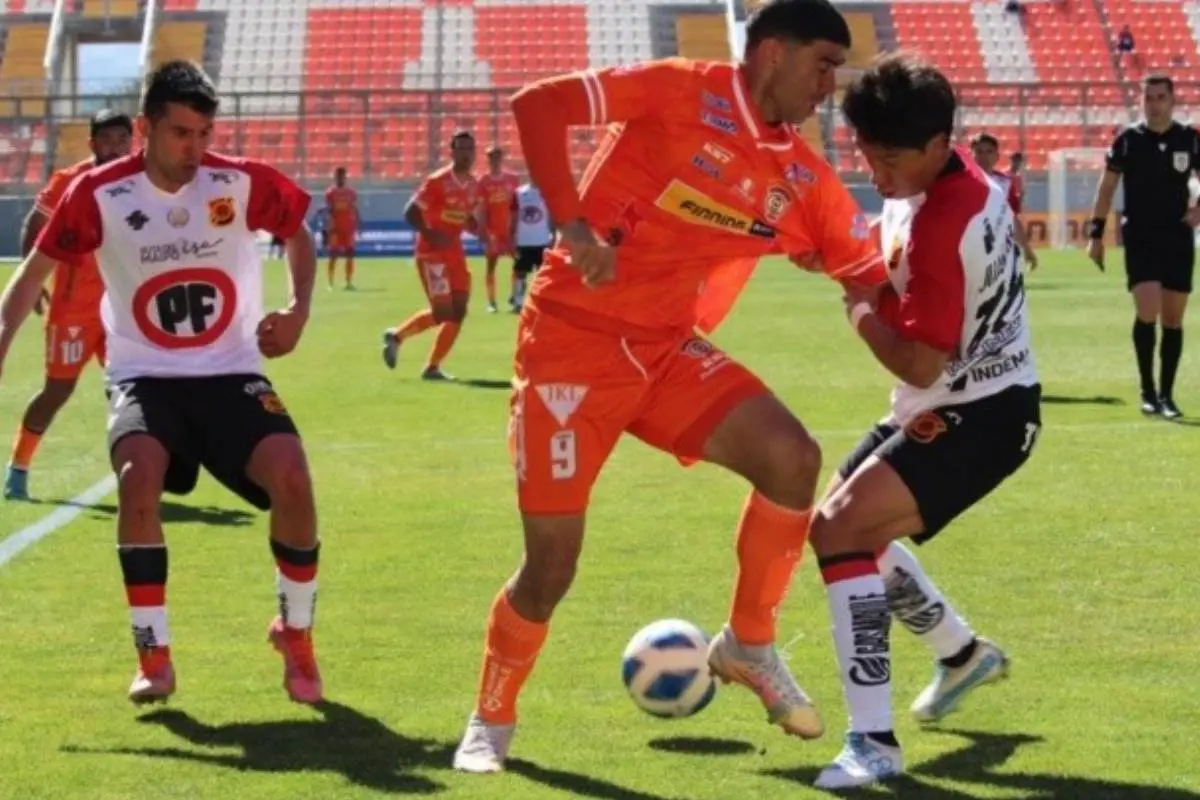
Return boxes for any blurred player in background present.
[809,54,1040,788]
[382,131,479,380]
[452,0,891,773]
[970,133,1037,269]
[478,146,520,312]
[3,109,133,501]
[325,166,359,290]
[1008,150,1026,210]
[1089,74,1197,418]
[509,180,553,311]
[0,61,324,705]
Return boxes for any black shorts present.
[514,246,546,277]
[106,374,300,511]
[836,384,1042,543]
[1122,224,1194,293]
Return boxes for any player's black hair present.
[450,129,475,146]
[334,165,346,174]
[487,145,503,157]
[141,60,219,121]
[970,132,999,149]
[744,0,852,52]
[841,53,956,150]
[90,108,133,137]
[1143,74,1174,95]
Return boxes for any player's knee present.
[431,303,455,324]
[512,556,577,620]
[114,447,167,510]
[262,454,315,511]
[756,426,822,504]
[41,379,76,407]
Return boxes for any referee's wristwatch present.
[1086,217,1106,240]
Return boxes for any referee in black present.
[1088,74,1198,419]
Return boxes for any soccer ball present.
[620,619,717,718]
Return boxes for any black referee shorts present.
[1122,223,1194,293]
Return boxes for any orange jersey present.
[479,171,520,235]
[35,159,104,323]
[511,58,884,336]
[412,166,480,255]
[325,185,358,231]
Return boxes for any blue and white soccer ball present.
[621,619,717,718]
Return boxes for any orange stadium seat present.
[474,4,589,86]
[0,23,49,118]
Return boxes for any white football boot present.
[815,732,904,789]
[911,637,1009,723]
[453,713,516,773]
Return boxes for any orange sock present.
[427,321,460,368]
[729,490,812,645]
[394,310,436,341]
[326,260,336,285]
[9,425,43,471]
[476,589,549,724]
[486,271,497,305]
[345,257,355,285]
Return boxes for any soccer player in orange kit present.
[478,146,520,312]
[382,131,479,380]
[4,109,133,501]
[452,0,890,773]
[325,167,360,290]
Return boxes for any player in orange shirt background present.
[4,109,133,501]
[325,166,360,290]
[382,130,480,380]
[452,0,890,773]
[478,146,520,312]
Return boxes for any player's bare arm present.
[846,284,948,388]
[20,207,52,315]
[258,223,317,359]
[1013,216,1037,270]
[1088,168,1121,271]
[0,250,59,377]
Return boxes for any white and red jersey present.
[877,149,1038,424]
[985,168,1021,214]
[36,151,311,383]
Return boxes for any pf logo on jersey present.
[208,196,236,227]
[132,267,237,349]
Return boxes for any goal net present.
[1046,148,1114,250]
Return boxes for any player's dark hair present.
[970,132,998,149]
[90,108,133,137]
[1143,74,1174,95]
[334,166,346,174]
[841,53,956,150]
[744,0,851,52]
[450,129,475,146]
[141,60,218,121]
[487,146,502,157]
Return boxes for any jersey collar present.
[731,65,795,152]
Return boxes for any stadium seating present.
[3,0,1200,185]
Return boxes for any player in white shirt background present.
[507,181,553,312]
[0,60,325,707]
[805,54,1043,789]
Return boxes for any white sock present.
[822,556,893,733]
[277,572,317,630]
[878,542,974,660]
[131,606,170,649]
[512,277,526,306]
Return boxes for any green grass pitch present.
[0,251,1197,799]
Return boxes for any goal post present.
[1046,148,1114,250]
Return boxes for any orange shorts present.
[45,318,105,381]
[485,235,513,259]
[416,252,471,304]
[509,306,769,515]
[327,229,356,252]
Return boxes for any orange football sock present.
[345,257,355,285]
[486,271,497,305]
[729,490,812,646]
[394,310,436,341]
[476,589,549,725]
[427,321,460,369]
[9,425,42,471]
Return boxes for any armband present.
[1086,217,1106,239]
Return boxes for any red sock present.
[475,589,549,724]
[394,310,436,341]
[9,425,42,470]
[427,321,461,369]
[729,491,812,645]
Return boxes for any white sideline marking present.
[0,475,116,568]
